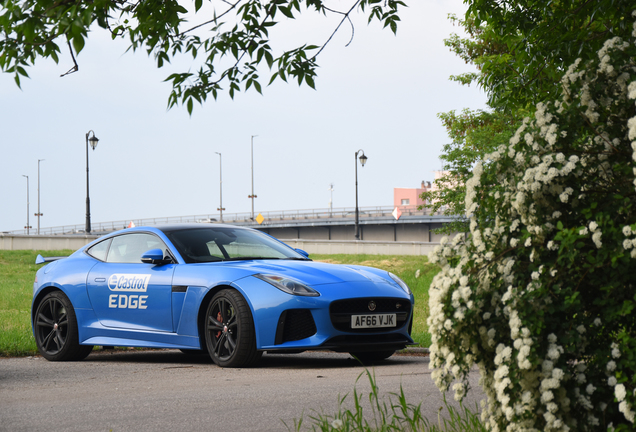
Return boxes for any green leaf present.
[280,6,295,19]
[305,75,315,89]
[72,36,85,54]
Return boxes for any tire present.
[349,350,395,364]
[33,291,93,361]
[204,289,262,367]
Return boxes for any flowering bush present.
[428,16,636,432]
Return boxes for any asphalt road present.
[0,350,483,432]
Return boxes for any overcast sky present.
[1,0,487,232]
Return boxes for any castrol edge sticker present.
[107,274,151,292]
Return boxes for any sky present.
[1,0,488,233]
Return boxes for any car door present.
[86,232,176,332]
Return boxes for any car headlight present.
[254,274,320,297]
[389,272,411,295]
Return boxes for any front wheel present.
[33,291,93,361]
[204,289,262,368]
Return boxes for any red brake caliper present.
[216,311,223,339]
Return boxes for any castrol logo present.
[107,274,151,292]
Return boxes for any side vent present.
[274,309,317,345]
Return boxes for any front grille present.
[275,309,317,344]
[329,298,411,333]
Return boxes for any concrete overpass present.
[2,206,459,255]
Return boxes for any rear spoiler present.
[35,255,68,265]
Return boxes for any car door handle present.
[94,278,106,282]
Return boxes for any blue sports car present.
[32,224,415,367]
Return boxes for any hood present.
[217,260,393,287]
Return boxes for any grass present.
[311,254,439,348]
[284,368,486,431]
[0,250,74,356]
[0,251,439,357]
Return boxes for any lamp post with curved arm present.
[354,149,368,240]
[85,130,99,233]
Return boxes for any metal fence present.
[5,205,432,236]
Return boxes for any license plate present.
[351,314,397,329]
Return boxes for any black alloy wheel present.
[204,289,261,367]
[34,291,93,361]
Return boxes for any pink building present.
[393,172,448,211]
[393,181,430,210]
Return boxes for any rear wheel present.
[349,350,395,364]
[204,289,262,367]
[34,291,93,361]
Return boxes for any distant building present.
[393,181,429,210]
[393,172,449,211]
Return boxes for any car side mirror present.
[141,248,173,265]
[294,248,309,259]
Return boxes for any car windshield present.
[162,227,306,264]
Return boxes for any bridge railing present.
[5,205,434,236]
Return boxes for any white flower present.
[589,221,598,232]
[629,81,636,99]
[541,391,554,403]
[594,318,602,326]
[592,231,602,248]
[331,419,343,429]
[525,237,532,247]
[616,384,627,402]
[609,376,618,386]
[607,361,617,372]
[612,343,621,358]
[579,227,589,236]
[623,225,633,236]
[577,325,586,334]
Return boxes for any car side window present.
[106,233,168,264]
[86,238,112,262]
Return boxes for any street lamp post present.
[85,130,99,233]
[215,152,225,222]
[328,183,334,215]
[354,149,368,240]
[22,175,30,235]
[248,135,258,220]
[36,159,44,234]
